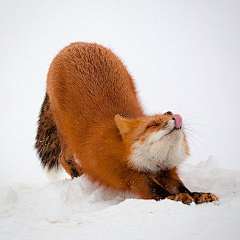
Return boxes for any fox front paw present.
[166,193,194,205]
[192,193,218,204]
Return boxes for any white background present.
[0,0,239,183]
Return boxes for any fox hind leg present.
[59,151,83,179]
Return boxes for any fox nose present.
[172,114,182,129]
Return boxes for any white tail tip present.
[45,166,63,182]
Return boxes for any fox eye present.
[146,124,159,129]
[164,111,173,116]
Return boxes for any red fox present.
[35,42,218,204]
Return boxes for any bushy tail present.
[35,93,61,172]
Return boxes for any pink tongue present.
[174,114,182,129]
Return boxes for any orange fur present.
[41,42,218,203]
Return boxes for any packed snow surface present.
[1,157,240,240]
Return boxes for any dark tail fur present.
[35,93,61,171]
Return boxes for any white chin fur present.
[129,128,187,173]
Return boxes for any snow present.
[1,157,240,240]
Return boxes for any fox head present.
[115,112,189,173]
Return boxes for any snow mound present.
[1,157,240,239]
[0,187,17,205]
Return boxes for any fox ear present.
[115,114,136,137]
